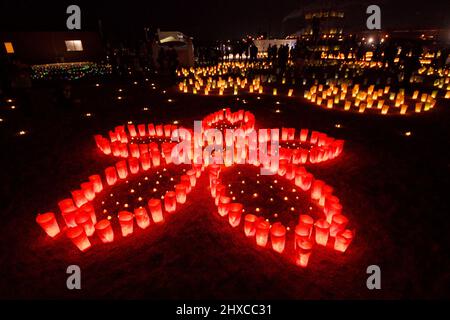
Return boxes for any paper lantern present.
[118,211,134,237]
[244,214,257,237]
[186,169,196,187]
[128,157,140,175]
[66,226,91,252]
[105,167,118,186]
[295,239,313,267]
[164,191,177,213]
[89,175,103,193]
[334,229,354,252]
[148,198,164,223]
[270,222,286,253]
[311,180,324,200]
[330,214,349,237]
[294,223,311,249]
[71,190,88,208]
[95,219,114,243]
[75,211,95,236]
[175,184,187,204]
[81,182,95,201]
[36,212,60,238]
[58,198,78,227]
[218,196,231,217]
[151,149,161,167]
[314,219,330,246]
[137,124,146,137]
[228,203,243,227]
[255,220,270,247]
[134,207,151,229]
[79,203,96,225]
[299,214,314,236]
[140,153,151,171]
[116,160,128,179]
[180,175,192,193]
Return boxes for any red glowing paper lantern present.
[244,214,257,237]
[66,226,91,252]
[314,218,330,246]
[137,124,146,137]
[75,210,95,236]
[116,160,128,179]
[180,175,192,193]
[228,203,243,227]
[330,214,349,237]
[270,222,286,253]
[214,184,226,205]
[218,196,231,217]
[186,169,196,187]
[118,211,134,237]
[58,198,78,227]
[128,157,140,175]
[151,149,161,167]
[140,153,151,171]
[299,214,314,236]
[129,144,140,158]
[311,180,325,200]
[164,191,177,213]
[255,220,270,247]
[148,198,164,223]
[71,190,88,208]
[89,175,103,193]
[36,212,60,238]
[134,207,151,229]
[175,184,187,204]
[294,223,311,249]
[295,239,313,267]
[95,219,114,243]
[105,167,118,186]
[80,182,95,201]
[334,229,354,252]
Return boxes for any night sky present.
[0,0,449,40]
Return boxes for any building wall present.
[0,32,104,65]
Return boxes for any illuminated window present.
[65,40,83,51]
[4,42,14,54]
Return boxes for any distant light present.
[275,109,281,113]
[18,130,27,136]
[404,131,412,136]
[368,37,374,44]
[85,113,92,117]
[95,83,100,87]
[143,107,149,111]
[335,123,341,128]
[6,99,13,103]
[167,99,173,102]
[11,105,16,110]
[117,96,122,100]
[0,118,3,122]
[173,120,179,124]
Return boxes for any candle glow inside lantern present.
[148,198,164,223]
[116,160,128,179]
[66,226,91,252]
[95,219,114,243]
[270,222,286,253]
[218,196,231,217]
[228,203,243,227]
[255,220,270,247]
[330,214,349,237]
[244,214,257,237]
[75,210,95,236]
[36,212,60,238]
[134,207,151,229]
[118,211,134,237]
[105,167,118,186]
[334,229,354,252]
[175,184,187,204]
[164,191,177,213]
[81,182,95,201]
[59,198,78,227]
[295,239,313,267]
[314,219,330,246]
[71,190,88,208]
[89,175,103,193]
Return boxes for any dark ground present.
[0,78,449,299]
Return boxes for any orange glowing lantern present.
[314,219,330,246]
[270,222,286,253]
[255,220,270,247]
[116,160,128,179]
[75,210,95,236]
[105,167,118,186]
[36,212,60,238]
[164,191,177,213]
[181,175,192,193]
[294,223,311,249]
[299,214,314,235]
[311,180,324,200]
[330,214,349,237]
[66,226,91,252]
[140,153,151,171]
[118,211,134,237]
[218,196,231,217]
[295,239,313,267]
[89,175,103,193]
[175,184,187,204]
[95,219,114,243]
[59,198,78,227]
[334,229,354,252]
[186,169,197,187]
[244,214,257,237]
[134,207,151,229]
[148,199,164,223]
[228,203,243,227]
